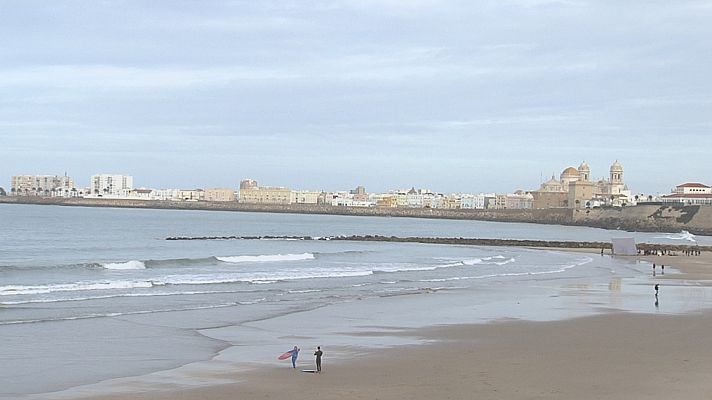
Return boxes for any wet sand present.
[73,251,712,400]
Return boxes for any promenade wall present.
[1,196,711,235]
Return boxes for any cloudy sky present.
[1,0,711,194]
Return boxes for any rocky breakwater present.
[331,235,711,253]
[163,234,711,253]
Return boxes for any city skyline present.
[2,1,711,193]
[5,159,703,197]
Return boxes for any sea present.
[1,204,710,398]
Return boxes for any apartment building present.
[11,175,75,196]
[90,174,133,197]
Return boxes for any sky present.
[1,0,711,194]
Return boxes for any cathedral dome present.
[610,160,623,172]
[561,167,580,177]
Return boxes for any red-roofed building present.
[662,183,712,205]
[672,183,711,195]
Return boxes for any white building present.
[90,174,133,197]
[460,194,486,209]
[326,191,354,206]
[128,188,154,200]
[151,188,181,201]
[661,183,712,205]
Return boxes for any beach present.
[4,205,712,400]
[61,251,712,400]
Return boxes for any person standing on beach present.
[314,346,323,373]
[291,346,300,369]
[655,284,659,297]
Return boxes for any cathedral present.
[533,161,631,209]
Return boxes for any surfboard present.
[278,351,294,360]
[301,369,316,373]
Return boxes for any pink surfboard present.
[278,351,294,360]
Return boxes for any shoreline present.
[55,249,712,400]
[2,197,712,236]
[87,312,712,400]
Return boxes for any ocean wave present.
[0,280,154,296]
[216,253,315,263]
[418,257,593,283]
[655,230,697,242]
[287,289,323,294]
[0,302,242,326]
[102,260,146,270]
[0,289,247,305]
[438,256,515,268]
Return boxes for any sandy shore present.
[74,252,712,400]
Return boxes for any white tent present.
[611,237,637,256]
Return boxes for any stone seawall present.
[1,196,711,235]
[572,205,712,236]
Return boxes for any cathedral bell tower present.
[610,160,623,184]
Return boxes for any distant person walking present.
[314,346,323,373]
[291,346,300,369]
[661,264,665,275]
[655,284,659,297]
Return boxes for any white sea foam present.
[102,260,146,270]
[494,257,516,266]
[216,253,315,263]
[0,289,239,305]
[417,257,593,283]
[238,298,267,305]
[0,280,154,296]
[0,302,240,326]
[288,289,322,294]
[656,230,697,242]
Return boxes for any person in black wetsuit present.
[314,346,323,373]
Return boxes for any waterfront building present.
[661,183,712,205]
[460,194,486,209]
[488,194,508,209]
[151,189,181,201]
[204,188,236,202]
[291,190,321,204]
[406,188,423,208]
[128,188,154,200]
[333,192,354,206]
[506,191,534,209]
[11,174,75,197]
[671,182,712,195]
[375,194,398,208]
[90,174,133,197]
[437,195,460,209]
[240,186,291,204]
[179,189,204,201]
